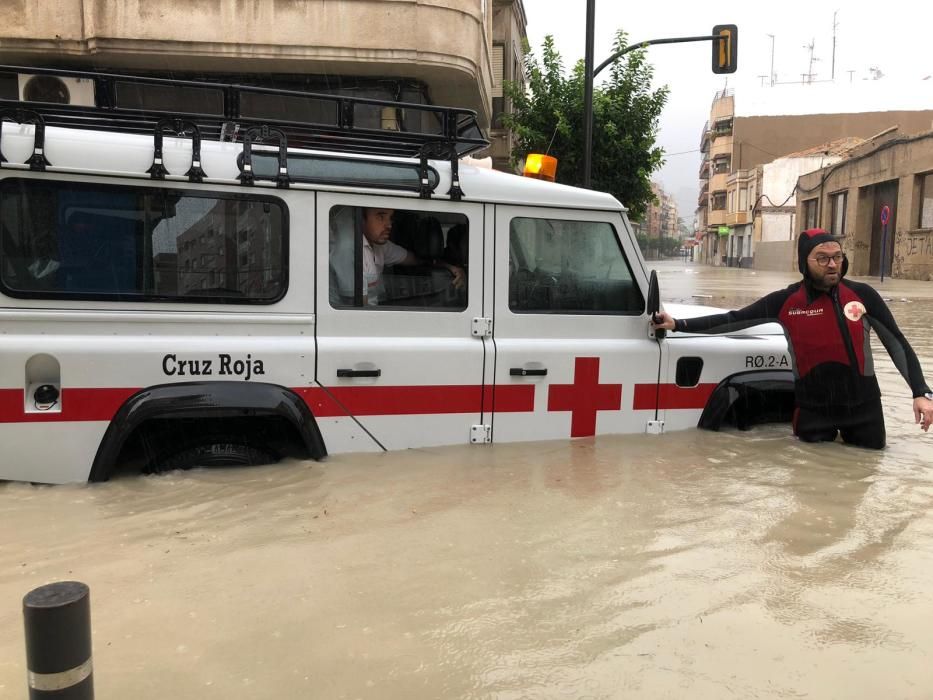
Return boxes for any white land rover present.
[0,66,792,484]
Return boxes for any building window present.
[738,187,748,211]
[830,191,848,236]
[713,118,733,136]
[803,198,818,230]
[920,173,933,229]
[711,192,726,211]
[727,191,734,213]
[713,156,730,174]
[491,43,504,127]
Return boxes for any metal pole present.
[23,582,94,700]
[767,34,775,86]
[880,222,888,283]
[582,0,596,189]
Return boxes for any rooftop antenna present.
[831,10,839,80]
[767,33,776,86]
[801,38,821,83]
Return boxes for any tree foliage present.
[502,32,669,220]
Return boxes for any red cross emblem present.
[547,357,622,437]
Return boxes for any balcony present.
[0,0,495,123]
[707,210,727,227]
[699,157,710,178]
[697,190,709,208]
[709,172,729,192]
[712,117,734,139]
[727,211,750,226]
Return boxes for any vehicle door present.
[314,192,487,451]
[489,206,660,442]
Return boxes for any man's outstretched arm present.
[651,288,791,334]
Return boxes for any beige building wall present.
[0,0,502,129]
[796,131,933,280]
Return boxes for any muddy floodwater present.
[2,262,933,699]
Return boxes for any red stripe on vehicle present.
[296,384,535,418]
[0,384,534,424]
[0,387,139,423]
[632,383,718,411]
[484,385,536,413]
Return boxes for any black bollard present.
[23,581,94,700]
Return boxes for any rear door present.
[313,192,487,451]
[489,206,660,442]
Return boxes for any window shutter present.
[492,44,504,98]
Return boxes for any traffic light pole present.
[582,0,596,189]
[582,24,733,188]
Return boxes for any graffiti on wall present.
[893,230,933,279]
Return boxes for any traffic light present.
[712,24,738,74]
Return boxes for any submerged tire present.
[150,441,279,473]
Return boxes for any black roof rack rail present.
[0,65,489,198]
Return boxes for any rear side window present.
[328,205,469,311]
[509,217,644,314]
[0,178,287,303]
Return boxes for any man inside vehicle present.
[330,207,464,307]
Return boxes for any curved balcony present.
[0,0,494,123]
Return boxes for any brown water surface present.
[2,262,932,699]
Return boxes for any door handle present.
[337,368,382,378]
[510,367,547,377]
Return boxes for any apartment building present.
[489,0,529,171]
[696,82,933,266]
[644,182,679,239]
[0,0,527,168]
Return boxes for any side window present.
[0,178,286,303]
[508,217,644,314]
[328,205,468,311]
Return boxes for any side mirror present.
[647,269,665,340]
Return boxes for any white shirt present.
[331,234,408,306]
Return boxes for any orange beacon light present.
[523,153,558,182]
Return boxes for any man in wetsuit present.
[652,229,933,449]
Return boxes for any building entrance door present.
[869,180,898,277]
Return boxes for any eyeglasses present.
[811,253,844,267]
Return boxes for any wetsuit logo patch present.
[787,307,824,317]
[844,301,867,322]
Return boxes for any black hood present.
[798,228,848,278]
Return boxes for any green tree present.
[502,32,669,220]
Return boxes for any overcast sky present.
[524,0,933,220]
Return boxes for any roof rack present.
[0,65,490,199]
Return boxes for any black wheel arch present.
[698,369,795,431]
[90,381,327,481]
